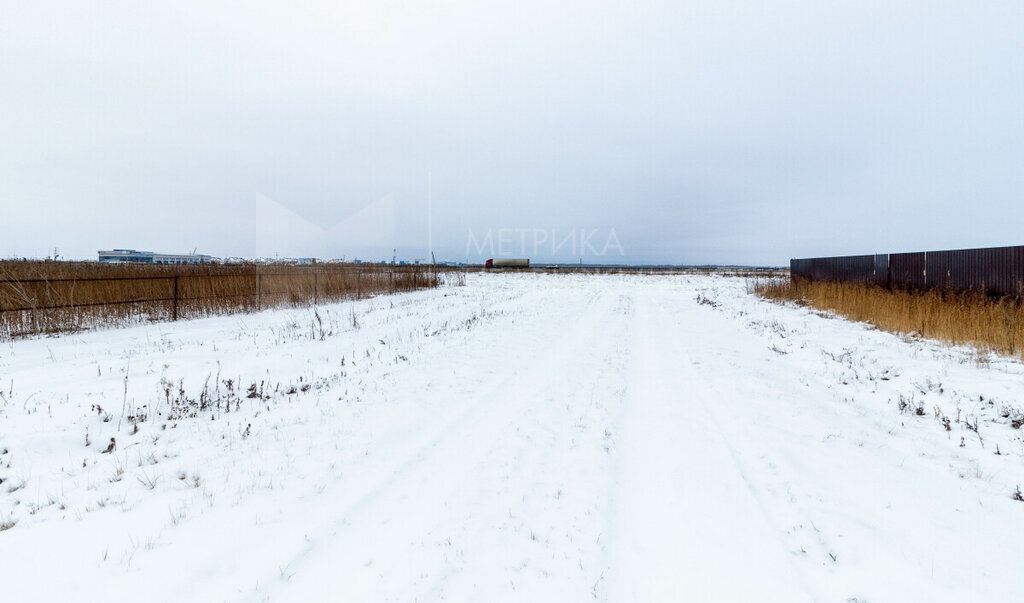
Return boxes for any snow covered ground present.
[2,272,1024,602]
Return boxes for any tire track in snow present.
[243,286,631,601]
[607,292,813,602]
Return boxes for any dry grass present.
[0,260,448,339]
[752,277,1024,358]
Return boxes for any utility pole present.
[427,171,433,265]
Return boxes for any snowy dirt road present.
[2,273,1024,602]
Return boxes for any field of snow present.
[2,272,1024,601]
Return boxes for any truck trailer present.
[484,258,530,268]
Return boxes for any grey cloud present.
[2,1,1022,264]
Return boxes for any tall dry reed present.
[0,260,448,338]
[752,277,1024,358]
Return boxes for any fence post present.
[172,276,179,321]
[257,274,262,310]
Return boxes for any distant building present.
[98,249,214,265]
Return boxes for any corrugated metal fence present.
[791,246,1024,296]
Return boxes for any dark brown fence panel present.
[790,258,805,279]
[986,246,1016,295]
[978,247,1002,295]
[889,252,926,289]
[934,246,1022,296]
[1011,246,1019,296]
[793,245,1024,297]
[791,254,878,283]
[791,257,808,279]
[873,254,889,285]
[839,255,876,283]
[925,250,953,290]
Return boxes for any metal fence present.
[0,265,442,338]
[791,245,1024,296]
[789,254,887,285]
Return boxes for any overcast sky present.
[2,1,1023,265]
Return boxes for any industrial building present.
[97,249,214,265]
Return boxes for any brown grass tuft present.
[752,277,1024,358]
[0,260,450,339]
